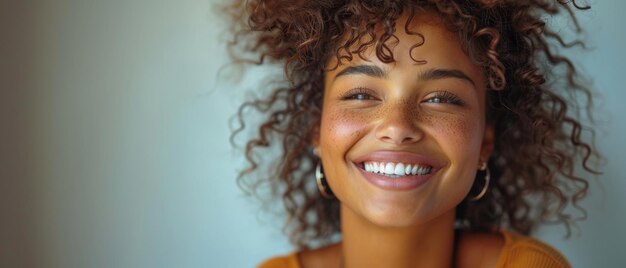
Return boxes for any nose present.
[375,102,424,145]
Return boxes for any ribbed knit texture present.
[257,230,571,268]
[496,231,571,268]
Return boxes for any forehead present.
[325,10,484,85]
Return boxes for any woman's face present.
[315,13,494,227]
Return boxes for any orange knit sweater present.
[257,231,571,268]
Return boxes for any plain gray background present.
[0,0,624,267]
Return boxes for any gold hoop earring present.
[469,162,490,201]
[315,162,334,199]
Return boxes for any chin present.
[361,202,435,228]
[370,216,422,228]
[355,193,461,229]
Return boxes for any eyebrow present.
[333,64,476,88]
[334,65,387,80]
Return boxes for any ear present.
[480,124,495,164]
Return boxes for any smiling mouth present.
[359,161,433,177]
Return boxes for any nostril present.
[401,137,416,144]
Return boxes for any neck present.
[339,204,456,268]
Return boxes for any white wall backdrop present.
[0,0,624,267]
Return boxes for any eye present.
[423,90,465,106]
[341,87,378,101]
[348,93,376,100]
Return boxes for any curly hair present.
[225,0,600,249]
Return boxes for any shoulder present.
[257,252,300,268]
[457,230,571,268]
[496,231,571,268]
[258,243,341,268]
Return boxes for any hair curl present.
[225,0,600,249]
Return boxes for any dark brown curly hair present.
[224,0,600,249]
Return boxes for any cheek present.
[424,113,484,206]
[318,107,370,199]
[425,112,483,160]
[319,107,368,154]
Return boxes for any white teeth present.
[416,166,432,175]
[384,163,395,174]
[394,163,405,175]
[362,161,433,177]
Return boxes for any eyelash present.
[425,90,465,106]
[341,87,378,101]
[341,88,465,106]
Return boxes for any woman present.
[226,0,599,267]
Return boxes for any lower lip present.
[357,165,437,190]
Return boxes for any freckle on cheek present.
[424,114,476,148]
[325,109,367,141]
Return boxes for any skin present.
[307,11,504,268]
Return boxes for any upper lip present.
[352,150,444,168]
